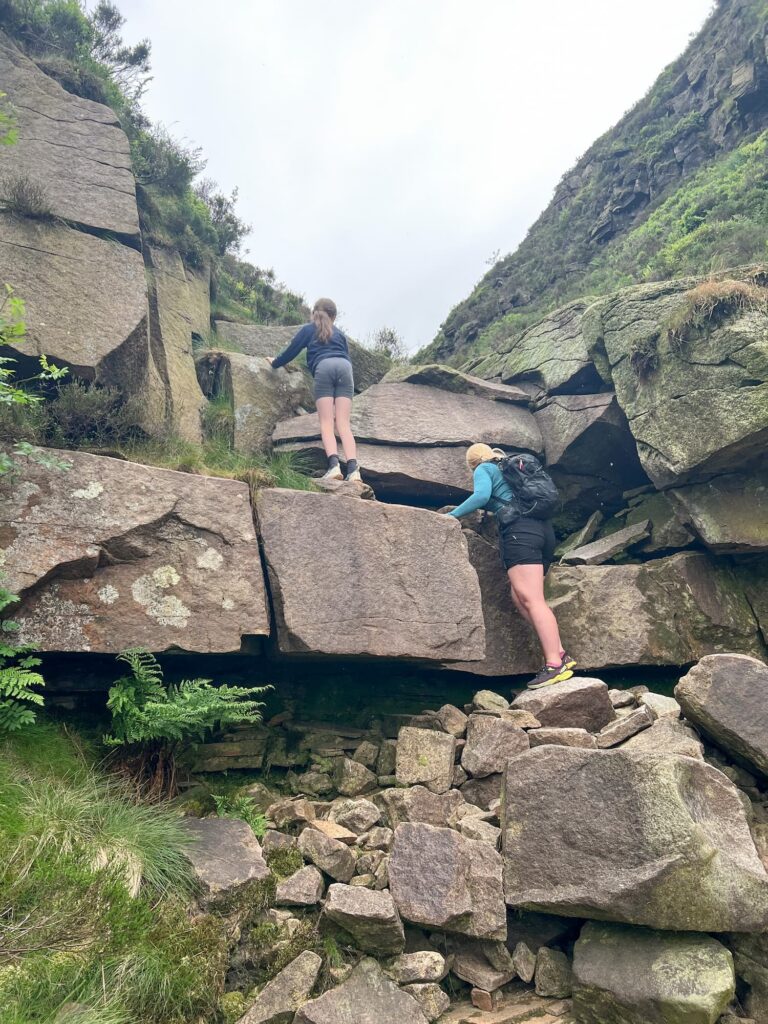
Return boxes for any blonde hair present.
[466,443,505,471]
[312,297,337,343]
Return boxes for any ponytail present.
[312,297,337,343]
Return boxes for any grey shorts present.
[313,356,354,400]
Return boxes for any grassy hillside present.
[421,0,768,365]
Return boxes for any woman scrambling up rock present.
[446,443,575,689]
[269,298,361,482]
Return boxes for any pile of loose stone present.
[183,653,768,1024]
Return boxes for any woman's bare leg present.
[316,397,338,459]
[508,564,562,665]
[508,578,534,626]
[334,397,357,463]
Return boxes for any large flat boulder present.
[0,449,269,652]
[213,321,390,392]
[0,216,158,418]
[272,382,542,452]
[256,489,485,661]
[545,553,764,669]
[294,958,428,1024]
[511,678,616,733]
[389,822,506,940]
[146,246,210,444]
[501,747,768,931]
[381,363,529,403]
[583,275,768,487]
[669,464,768,553]
[273,439,474,505]
[182,817,269,904]
[573,922,734,1024]
[0,33,139,236]
[197,350,311,453]
[675,654,768,776]
[467,299,602,395]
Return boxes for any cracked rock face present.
[256,489,485,662]
[0,449,269,652]
[0,32,139,236]
[583,274,768,488]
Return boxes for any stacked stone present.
[180,655,768,1024]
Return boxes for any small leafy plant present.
[105,649,270,799]
[0,585,45,733]
[212,792,268,837]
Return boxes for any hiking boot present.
[527,664,574,690]
[346,468,362,482]
[321,465,343,482]
[561,651,577,670]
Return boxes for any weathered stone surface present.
[728,933,768,1022]
[213,321,390,392]
[445,533,541,677]
[608,689,636,708]
[669,467,768,553]
[597,705,655,747]
[0,33,139,235]
[329,798,381,835]
[501,747,768,930]
[197,349,311,453]
[382,363,529,403]
[676,654,768,776]
[583,275,768,488]
[621,717,704,759]
[558,511,604,558]
[334,757,378,797]
[297,828,356,883]
[473,691,510,712]
[396,728,457,794]
[512,942,537,983]
[376,741,398,777]
[1,449,269,652]
[461,774,503,811]
[273,381,542,451]
[145,246,209,443]
[462,716,530,778]
[379,786,469,830]
[307,820,357,845]
[357,826,393,851]
[451,947,515,992]
[401,983,450,1022]
[458,817,502,846]
[352,740,380,768]
[573,922,734,1024]
[389,822,506,940]
[562,520,651,565]
[256,489,484,661]
[534,948,573,999]
[470,299,601,395]
[544,553,764,670]
[528,728,597,750]
[236,949,322,1024]
[623,490,696,555]
[323,883,405,954]
[386,951,448,984]
[512,679,615,733]
[294,957,429,1024]
[637,692,681,719]
[274,866,325,907]
[261,830,297,857]
[182,818,269,902]
[267,798,315,831]
[435,704,469,737]
[0,215,157,404]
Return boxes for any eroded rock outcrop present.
[0,449,269,651]
[256,489,485,661]
[501,746,768,931]
[0,32,139,236]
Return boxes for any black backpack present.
[498,453,560,520]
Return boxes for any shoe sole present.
[528,668,574,690]
[321,470,344,481]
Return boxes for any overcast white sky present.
[119,0,713,351]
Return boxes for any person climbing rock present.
[268,298,361,482]
[445,443,575,689]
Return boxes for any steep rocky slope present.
[423,0,768,364]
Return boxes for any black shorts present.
[499,517,556,573]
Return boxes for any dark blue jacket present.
[271,323,351,376]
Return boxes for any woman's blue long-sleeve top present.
[448,461,515,518]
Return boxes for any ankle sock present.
[327,454,340,469]
[346,459,358,474]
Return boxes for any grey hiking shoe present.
[527,664,574,689]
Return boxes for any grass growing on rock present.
[665,277,768,348]
[0,718,230,1024]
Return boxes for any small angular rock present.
[267,798,316,831]
[534,948,573,999]
[461,774,503,811]
[621,717,704,759]
[357,826,393,851]
[402,983,450,1022]
[334,757,378,797]
[329,798,381,834]
[638,692,681,719]
[529,727,597,749]
[512,941,537,983]
[308,820,357,845]
[262,830,297,857]
[597,704,655,747]
[512,678,616,732]
[396,727,456,793]
[376,739,398,775]
[462,715,530,778]
[451,948,515,991]
[275,866,325,907]
[236,949,322,1024]
[322,883,405,954]
[379,785,469,830]
[353,740,380,768]
[297,827,356,882]
[435,704,469,737]
[386,951,448,984]
[294,957,429,1024]
[473,690,510,712]
[183,818,269,904]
